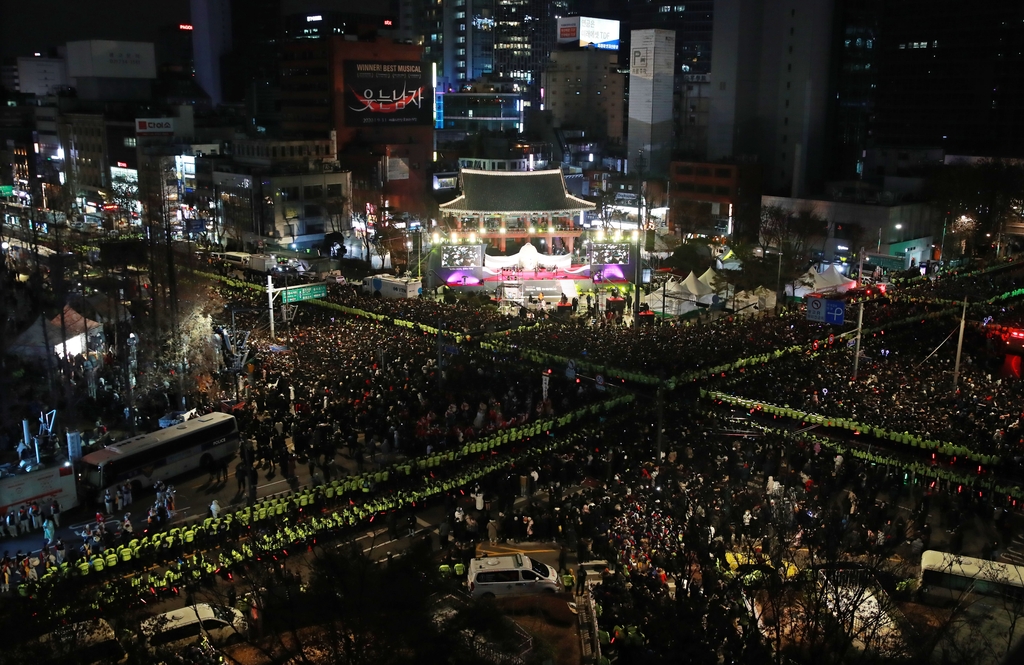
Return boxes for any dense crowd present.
[429,403,1000,662]
[324,284,520,334]
[896,260,1024,303]
[224,299,600,496]
[713,310,1024,464]
[501,311,823,378]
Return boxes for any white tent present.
[9,309,103,359]
[680,271,715,298]
[698,267,720,289]
[787,270,833,296]
[821,265,856,292]
[647,287,700,317]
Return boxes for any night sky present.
[2,0,394,59]
[1,0,190,58]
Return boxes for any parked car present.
[467,553,561,599]
[140,603,247,652]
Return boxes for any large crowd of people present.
[323,283,520,335]
[711,305,1024,465]
[8,257,1024,661]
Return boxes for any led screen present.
[591,243,631,265]
[442,245,482,267]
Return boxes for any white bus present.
[919,550,1024,605]
[78,413,240,500]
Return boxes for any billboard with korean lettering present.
[344,61,432,127]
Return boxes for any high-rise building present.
[281,11,400,41]
[707,0,835,197]
[627,29,676,178]
[331,38,434,217]
[65,40,159,102]
[220,0,282,128]
[542,48,625,142]
[440,0,494,89]
[278,39,333,139]
[492,0,557,103]
[620,0,713,77]
[825,0,880,181]
[190,0,233,106]
[870,1,1024,160]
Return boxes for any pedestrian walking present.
[210,500,221,520]
[236,462,247,493]
[104,490,115,515]
[122,482,133,506]
[50,500,61,527]
[17,506,29,534]
[29,503,41,530]
[42,518,55,545]
[115,487,124,512]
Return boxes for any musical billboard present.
[344,61,433,127]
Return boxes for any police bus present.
[78,413,240,500]
[919,549,1024,605]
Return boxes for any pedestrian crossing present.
[1000,534,1024,566]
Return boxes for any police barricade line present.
[21,395,639,605]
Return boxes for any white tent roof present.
[698,267,720,288]
[822,265,854,288]
[680,271,715,297]
[10,316,79,359]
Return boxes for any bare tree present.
[324,192,350,235]
[759,205,790,257]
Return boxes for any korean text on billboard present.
[344,61,433,127]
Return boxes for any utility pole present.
[655,386,665,460]
[856,246,866,288]
[852,301,865,381]
[267,274,276,339]
[952,298,968,391]
[634,149,645,325]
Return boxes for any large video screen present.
[591,243,631,265]
[442,245,483,267]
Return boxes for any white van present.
[140,603,247,652]
[38,619,127,665]
[468,553,561,599]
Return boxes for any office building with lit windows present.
[492,0,565,104]
[542,48,625,142]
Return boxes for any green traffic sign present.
[0,185,14,197]
[280,283,327,304]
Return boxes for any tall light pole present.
[952,298,968,391]
[634,149,645,323]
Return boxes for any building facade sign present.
[344,61,432,127]
[135,118,175,136]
